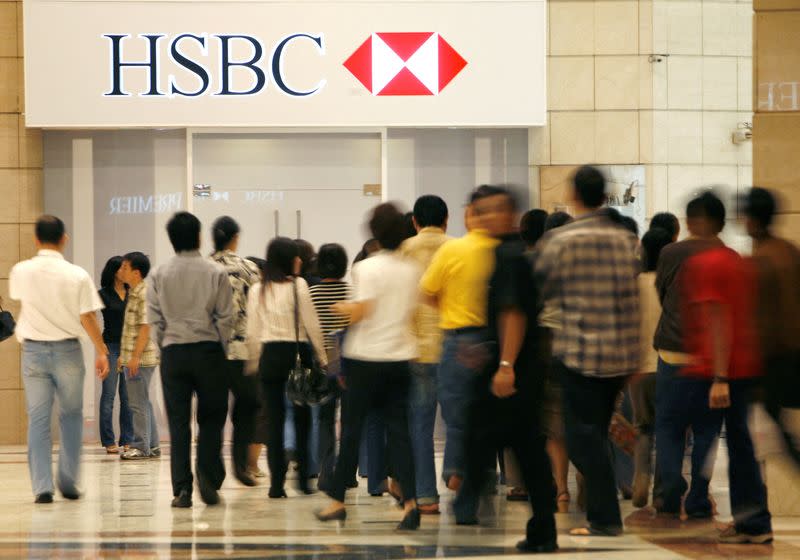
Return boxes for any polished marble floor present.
[0,444,798,559]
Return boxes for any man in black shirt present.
[453,186,557,553]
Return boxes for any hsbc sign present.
[104,31,467,98]
[24,0,546,127]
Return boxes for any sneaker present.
[34,493,54,504]
[150,447,162,458]
[105,445,119,454]
[718,525,773,544]
[121,448,148,460]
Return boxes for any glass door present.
[190,132,383,267]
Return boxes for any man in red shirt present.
[679,193,772,544]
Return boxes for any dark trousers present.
[558,361,626,530]
[317,392,339,492]
[260,342,312,493]
[724,380,772,534]
[160,342,229,497]
[327,359,416,503]
[655,359,722,516]
[227,359,261,474]
[454,377,556,541]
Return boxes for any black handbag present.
[0,303,16,343]
[285,280,334,406]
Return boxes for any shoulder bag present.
[286,279,334,406]
[0,299,16,343]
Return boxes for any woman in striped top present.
[309,244,351,493]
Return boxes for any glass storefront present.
[43,127,529,440]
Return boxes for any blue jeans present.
[22,340,86,497]
[437,329,485,483]
[284,397,320,475]
[99,343,133,447]
[124,366,160,455]
[655,359,722,516]
[409,362,439,505]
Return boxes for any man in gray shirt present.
[148,212,234,508]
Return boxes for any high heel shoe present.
[397,508,420,531]
[315,507,347,522]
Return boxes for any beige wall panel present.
[550,112,596,165]
[550,1,595,56]
[595,56,640,110]
[16,1,22,56]
[755,13,800,112]
[0,114,19,168]
[19,223,36,261]
[754,0,800,10]
[0,169,20,223]
[539,165,578,212]
[639,0,653,55]
[18,117,42,169]
[0,389,25,444]
[18,169,43,223]
[0,223,20,278]
[0,2,17,57]
[595,111,639,163]
[0,339,20,390]
[0,57,20,113]
[753,113,800,212]
[529,115,551,166]
[549,57,594,111]
[595,1,639,55]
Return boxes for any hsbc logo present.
[344,33,467,96]
[103,31,466,99]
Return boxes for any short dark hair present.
[317,243,348,280]
[520,209,548,245]
[294,239,318,279]
[354,239,381,264]
[403,212,417,241]
[469,184,518,211]
[100,256,123,289]
[212,216,240,252]
[743,187,777,230]
[573,166,606,209]
[369,203,407,251]
[35,215,66,245]
[650,212,680,240]
[686,191,726,234]
[167,212,201,252]
[413,195,449,228]
[641,227,672,272]
[621,216,639,237]
[123,251,151,279]
[544,211,573,231]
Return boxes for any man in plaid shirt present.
[533,166,640,537]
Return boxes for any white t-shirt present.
[343,251,419,362]
[9,250,103,342]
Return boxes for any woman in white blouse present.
[246,237,327,498]
[315,203,422,530]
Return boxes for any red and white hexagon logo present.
[343,32,467,96]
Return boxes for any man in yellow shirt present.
[420,186,502,490]
[399,195,451,514]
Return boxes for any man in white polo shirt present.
[9,215,110,504]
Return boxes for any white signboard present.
[24,0,546,128]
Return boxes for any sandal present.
[506,487,529,502]
[557,491,570,513]
[105,445,119,454]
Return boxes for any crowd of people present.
[7,164,800,553]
